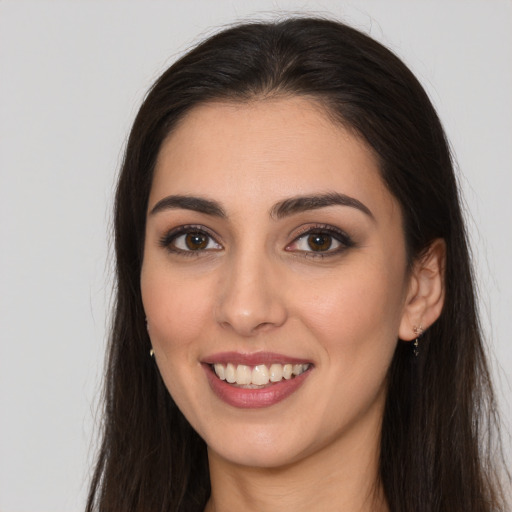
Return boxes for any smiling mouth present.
[211,362,311,388]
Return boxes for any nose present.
[215,250,288,337]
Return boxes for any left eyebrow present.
[270,192,374,220]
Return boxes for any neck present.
[205,420,388,512]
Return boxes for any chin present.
[207,438,304,469]
[201,419,322,470]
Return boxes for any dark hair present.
[87,17,509,512]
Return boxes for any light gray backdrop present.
[1,1,510,510]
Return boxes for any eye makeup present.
[158,221,356,260]
[285,223,356,258]
[159,224,222,256]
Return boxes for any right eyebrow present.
[149,195,226,218]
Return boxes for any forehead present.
[150,97,397,221]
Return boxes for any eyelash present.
[159,225,222,257]
[286,224,355,258]
[159,224,355,258]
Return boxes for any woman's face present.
[141,97,413,469]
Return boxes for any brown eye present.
[307,233,333,251]
[185,232,208,250]
[162,228,222,253]
[285,226,354,256]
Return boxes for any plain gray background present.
[1,1,511,510]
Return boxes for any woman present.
[86,17,509,512]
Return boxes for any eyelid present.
[285,224,355,255]
[159,224,223,254]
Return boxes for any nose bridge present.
[215,242,287,336]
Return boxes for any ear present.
[398,239,446,341]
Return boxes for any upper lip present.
[202,351,312,366]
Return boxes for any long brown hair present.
[87,18,509,511]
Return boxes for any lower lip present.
[203,365,312,409]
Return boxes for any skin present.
[141,97,445,512]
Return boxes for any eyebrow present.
[150,195,226,217]
[149,192,373,220]
[270,192,374,220]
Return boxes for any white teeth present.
[212,362,310,386]
[252,365,270,385]
[236,364,252,385]
[225,363,236,383]
[213,363,225,380]
[292,364,304,376]
[269,363,283,382]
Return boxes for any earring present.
[412,325,424,357]
[145,317,154,357]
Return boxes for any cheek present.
[141,266,214,416]
[141,265,213,352]
[294,261,406,357]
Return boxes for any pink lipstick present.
[202,352,313,409]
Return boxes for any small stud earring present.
[412,325,424,357]
[149,348,154,357]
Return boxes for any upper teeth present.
[213,363,310,386]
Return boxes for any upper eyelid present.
[290,223,352,240]
[159,225,223,248]
[162,224,219,238]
